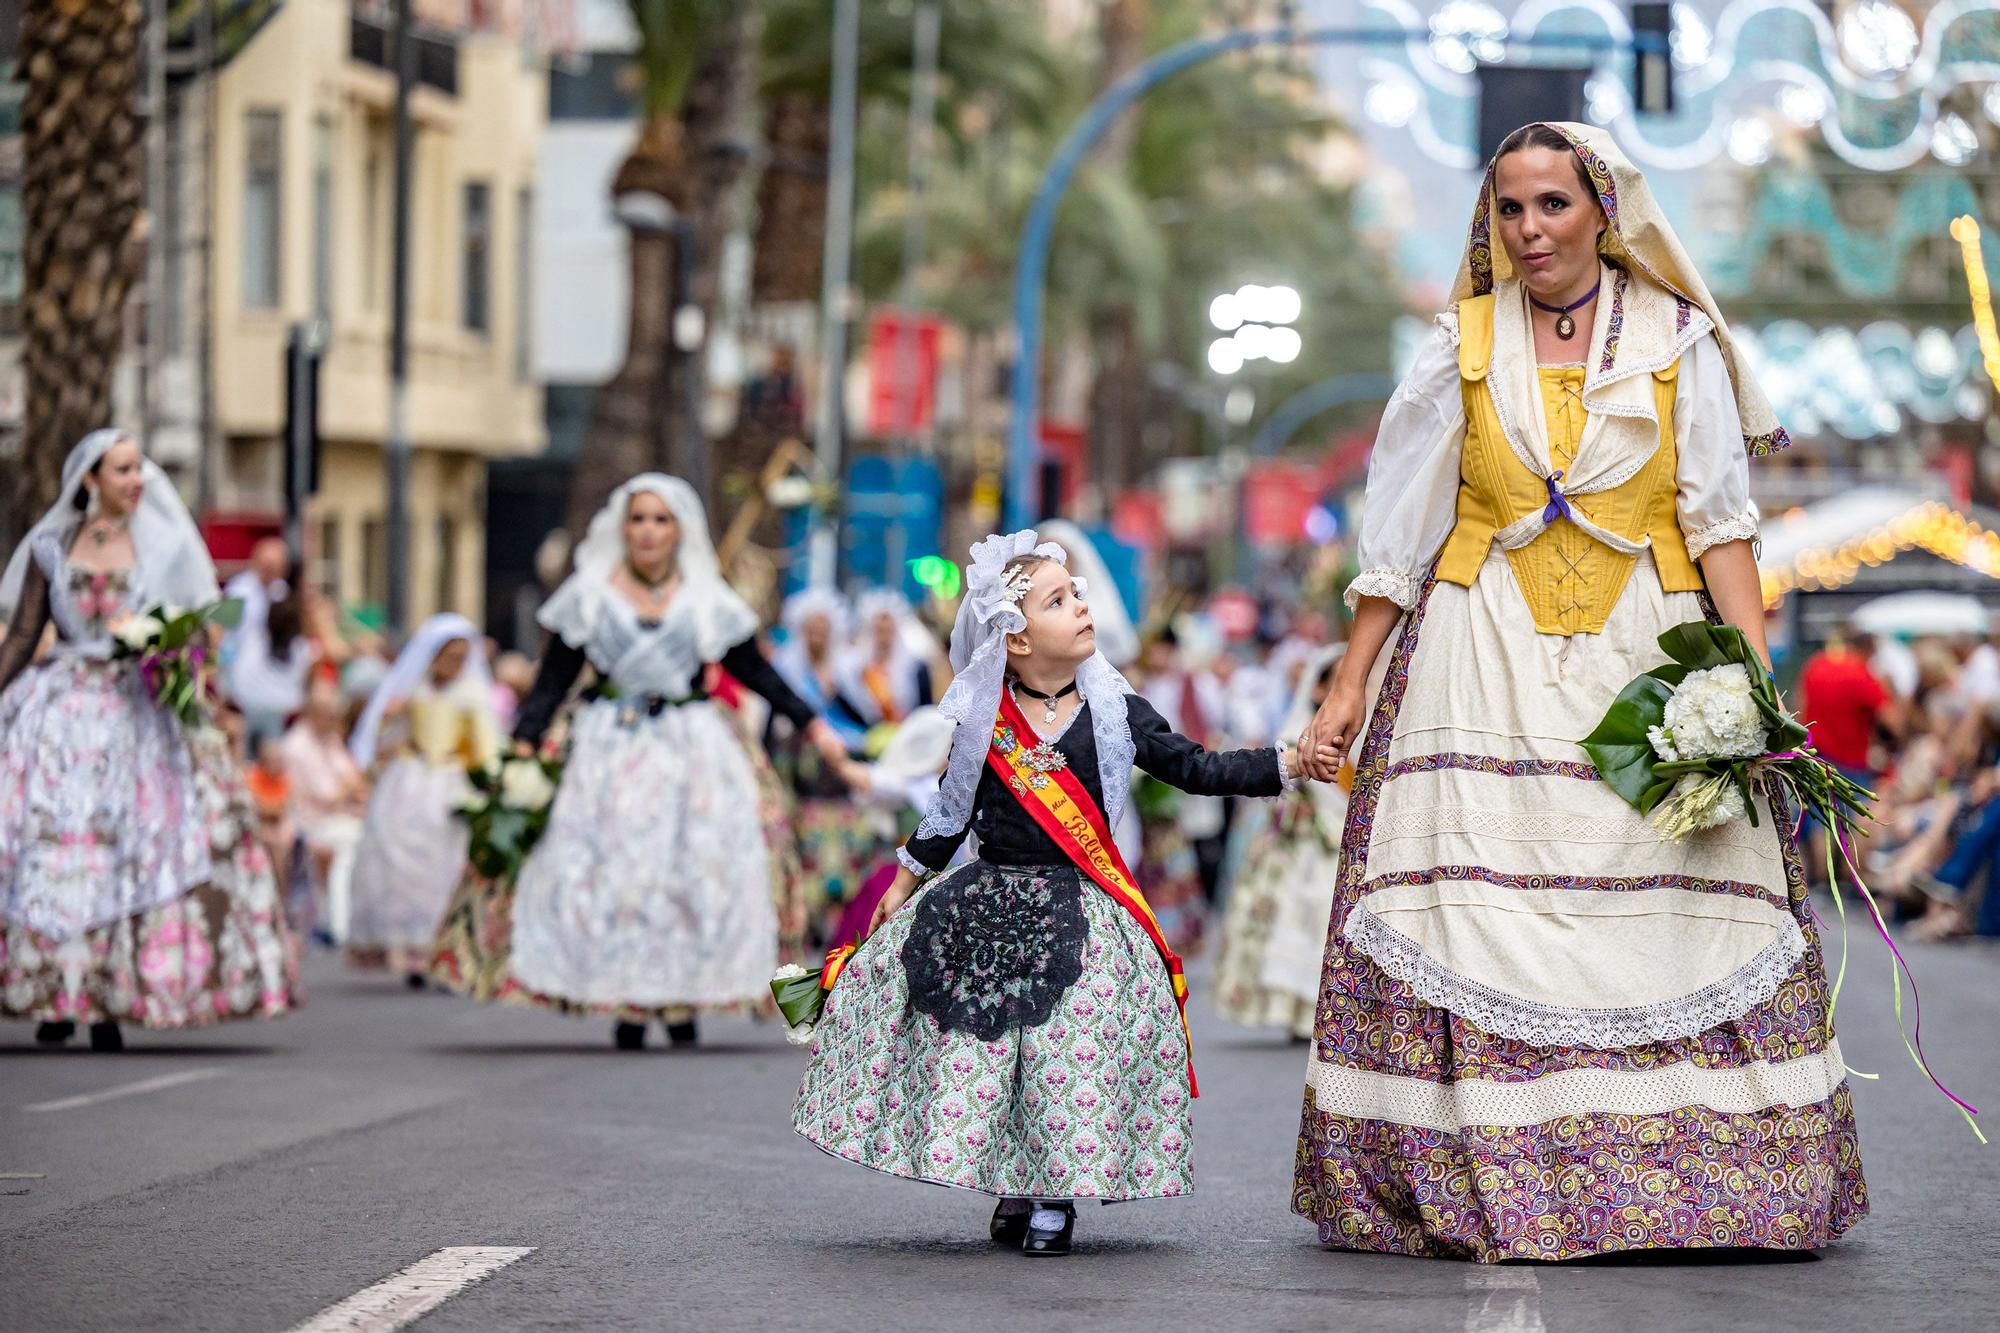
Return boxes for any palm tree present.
[564,0,754,539]
[12,0,145,543]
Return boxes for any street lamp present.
[1206,282,1303,374]
[613,190,706,505]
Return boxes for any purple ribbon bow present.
[1541,470,1574,526]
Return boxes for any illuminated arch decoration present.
[1757,490,2000,608]
[1346,0,2000,174]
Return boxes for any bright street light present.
[1209,293,1242,331]
[1207,337,1245,375]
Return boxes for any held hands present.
[1299,681,1366,784]
[805,718,852,768]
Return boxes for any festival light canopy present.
[1757,488,2000,608]
[1344,0,2000,173]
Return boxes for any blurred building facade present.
[148,0,554,622]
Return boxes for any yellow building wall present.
[207,0,543,623]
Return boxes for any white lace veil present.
[535,473,759,660]
[1037,519,1139,668]
[909,529,1139,850]
[348,612,493,768]
[0,429,220,619]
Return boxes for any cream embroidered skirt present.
[1292,548,1865,1261]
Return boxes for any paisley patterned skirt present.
[794,860,1195,1202]
[1,725,299,1028]
[1291,557,1866,1262]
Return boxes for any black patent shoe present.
[613,1021,647,1050]
[88,1021,124,1053]
[1021,1202,1075,1257]
[34,1021,74,1046]
[990,1199,1031,1246]
[665,1017,698,1047]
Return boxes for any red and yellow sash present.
[987,690,1198,1098]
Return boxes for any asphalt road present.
[3,925,1997,1333]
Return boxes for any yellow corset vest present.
[1434,293,1704,636]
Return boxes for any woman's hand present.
[867,867,919,937]
[510,737,535,759]
[1302,681,1366,783]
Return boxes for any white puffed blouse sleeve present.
[1343,317,1467,613]
[1674,332,1761,561]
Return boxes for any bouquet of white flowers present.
[455,752,563,883]
[1580,622,1871,842]
[1583,619,1981,1140]
[111,598,243,728]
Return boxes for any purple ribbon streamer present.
[1834,822,1981,1120]
[1540,470,1574,527]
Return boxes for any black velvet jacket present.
[512,632,817,745]
[901,694,1284,873]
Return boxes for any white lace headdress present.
[0,428,220,619]
[535,472,759,660]
[908,529,1138,851]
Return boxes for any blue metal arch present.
[1003,22,1637,529]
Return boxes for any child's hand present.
[868,867,919,937]
[1291,743,1344,783]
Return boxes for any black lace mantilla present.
[900,863,1089,1041]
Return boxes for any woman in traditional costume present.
[0,430,297,1048]
[770,588,877,937]
[794,531,1325,1256]
[428,474,857,1049]
[836,588,935,730]
[1291,123,1865,1261]
[1213,645,1348,1040]
[345,614,497,983]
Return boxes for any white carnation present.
[1661,664,1767,761]
[771,964,811,982]
[497,758,556,811]
[783,1022,817,1046]
[1646,725,1680,763]
[452,790,487,816]
[113,614,164,651]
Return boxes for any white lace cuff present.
[895,845,931,878]
[1343,567,1421,614]
[1683,509,1760,561]
[1275,740,1303,793]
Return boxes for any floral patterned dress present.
[0,531,298,1027]
[794,695,1288,1201]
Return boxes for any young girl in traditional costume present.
[1292,123,1866,1261]
[346,615,498,984]
[793,530,1333,1256]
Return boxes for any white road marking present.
[286,1246,536,1333]
[20,1067,228,1113]
[0,1172,47,1179]
[1464,1267,1546,1333]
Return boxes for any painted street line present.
[286,1246,536,1333]
[21,1067,228,1114]
[0,1172,47,1179]
[1464,1266,1546,1333]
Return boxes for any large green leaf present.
[1579,675,1675,809]
[204,597,245,631]
[1656,621,1745,670]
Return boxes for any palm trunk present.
[566,10,756,540]
[1084,0,1149,506]
[13,0,144,542]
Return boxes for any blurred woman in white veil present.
[0,430,296,1049]
[429,474,860,1049]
